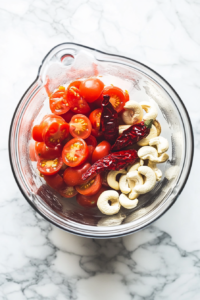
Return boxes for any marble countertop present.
[1,0,200,299]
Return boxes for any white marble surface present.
[0,0,200,299]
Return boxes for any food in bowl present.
[30,76,169,215]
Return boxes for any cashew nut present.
[122,101,143,125]
[134,166,156,194]
[97,212,126,227]
[149,136,169,154]
[153,120,161,136]
[148,160,162,181]
[119,125,131,135]
[137,125,157,146]
[119,194,138,209]
[138,146,169,163]
[127,160,144,172]
[140,101,158,120]
[119,175,131,194]
[107,169,127,190]
[97,190,120,215]
[126,171,144,199]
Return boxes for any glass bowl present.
[9,43,193,238]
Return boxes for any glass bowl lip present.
[8,42,194,238]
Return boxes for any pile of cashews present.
[97,99,170,216]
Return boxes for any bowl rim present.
[8,42,194,238]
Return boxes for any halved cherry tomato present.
[43,173,64,190]
[62,138,89,167]
[42,115,69,148]
[89,109,102,130]
[101,86,126,113]
[124,90,129,103]
[32,125,43,142]
[35,142,62,160]
[87,145,95,164]
[61,111,75,123]
[92,141,111,164]
[63,162,91,186]
[68,80,82,90]
[85,135,97,148]
[58,185,77,198]
[79,78,104,103]
[67,86,91,114]
[75,174,102,196]
[49,86,70,115]
[69,114,91,139]
[76,186,107,207]
[29,140,36,161]
[37,156,63,175]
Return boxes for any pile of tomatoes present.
[30,77,129,207]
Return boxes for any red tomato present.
[58,185,77,198]
[76,186,107,207]
[42,115,69,148]
[69,114,91,139]
[62,138,89,167]
[37,156,63,175]
[85,135,97,148]
[68,80,82,90]
[75,174,102,196]
[63,162,91,186]
[92,141,111,164]
[89,109,102,130]
[91,128,103,138]
[43,173,64,190]
[32,125,43,142]
[79,78,104,103]
[61,111,75,123]
[49,86,70,115]
[66,86,91,114]
[101,86,126,113]
[87,145,95,164]
[124,90,129,103]
[29,140,36,161]
[35,142,62,160]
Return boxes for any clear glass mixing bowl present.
[9,43,193,238]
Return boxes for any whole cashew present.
[122,101,143,125]
[153,120,161,136]
[148,160,162,181]
[134,166,156,194]
[127,171,144,199]
[107,169,127,190]
[97,190,121,215]
[149,136,169,154]
[119,175,131,194]
[140,101,158,120]
[97,212,126,227]
[119,125,131,135]
[127,160,144,172]
[137,125,157,146]
[138,146,169,163]
[119,194,138,209]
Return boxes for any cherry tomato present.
[37,156,63,175]
[75,174,102,196]
[69,114,91,139]
[29,140,36,161]
[89,109,102,130]
[124,90,129,103]
[43,173,64,190]
[63,162,91,186]
[67,86,91,114]
[85,135,97,148]
[58,185,77,198]
[61,111,75,123]
[92,141,111,164]
[79,78,104,103]
[62,138,89,167]
[42,115,69,148]
[87,145,95,164]
[76,186,107,207]
[68,80,82,90]
[91,128,103,138]
[35,142,62,160]
[101,86,126,113]
[32,125,43,142]
[49,86,70,115]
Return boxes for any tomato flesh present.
[61,111,75,123]
[79,78,104,103]
[92,141,111,164]
[37,156,63,175]
[67,86,91,114]
[35,142,62,160]
[63,162,91,186]
[62,138,89,167]
[49,86,70,115]
[75,174,102,196]
[101,86,126,113]
[32,125,43,142]
[69,114,91,139]
[89,108,102,130]
[59,185,77,198]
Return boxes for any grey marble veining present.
[0,0,200,299]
